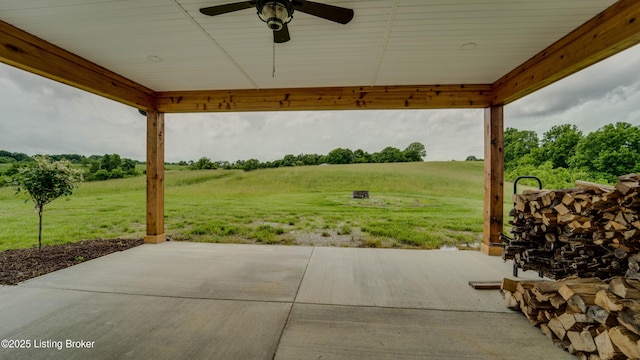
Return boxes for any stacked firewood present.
[503,174,640,279]
[503,277,640,359]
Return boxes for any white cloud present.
[164,108,484,162]
[506,45,640,134]
[0,66,145,159]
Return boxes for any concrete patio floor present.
[0,242,573,359]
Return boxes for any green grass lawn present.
[0,161,492,251]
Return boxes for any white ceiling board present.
[0,0,619,91]
[374,0,617,87]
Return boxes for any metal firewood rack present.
[501,175,544,278]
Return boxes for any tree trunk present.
[38,205,43,251]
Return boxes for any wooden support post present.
[481,105,504,256]
[145,111,166,244]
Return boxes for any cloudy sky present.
[1,44,640,163]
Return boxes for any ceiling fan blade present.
[273,23,291,43]
[199,1,256,16]
[292,0,354,24]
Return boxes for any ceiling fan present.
[199,0,354,43]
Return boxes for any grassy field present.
[0,161,492,251]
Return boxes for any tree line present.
[188,142,427,171]
[0,142,426,185]
[505,122,640,188]
[0,152,142,186]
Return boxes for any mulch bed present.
[0,238,143,285]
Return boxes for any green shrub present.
[93,169,110,181]
[246,225,286,243]
[337,224,352,235]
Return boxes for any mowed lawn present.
[0,161,491,251]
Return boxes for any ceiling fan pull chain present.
[272,41,276,78]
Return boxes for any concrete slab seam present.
[290,301,518,315]
[13,286,296,306]
[271,246,315,360]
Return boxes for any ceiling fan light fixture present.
[258,0,292,31]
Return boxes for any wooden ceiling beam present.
[492,0,640,105]
[0,20,156,111]
[157,84,493,113]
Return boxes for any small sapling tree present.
[13,155,83,250]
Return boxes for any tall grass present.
[0,161,488,251]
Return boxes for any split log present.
[593,330,623,360]
[501,278,520,293]
[627,254,640,280]
[575,180,616,194]
[557,312,578,332]
[587,306,610,325]
[548,316,567,339]
[595,290,623,313]
[608,277,640,299]
[618,303,640,336]
[608,326,640,359]
[567,330,597,353]
[567,294,589,314]
[504,291,519,309]
[503,277,640,359]
[616,177,640,196]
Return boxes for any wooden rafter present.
[493,0,640,105]
[0,20,156,111]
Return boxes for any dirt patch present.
[0,238,143,286]
[290,229,361,247]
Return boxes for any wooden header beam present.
[0,20,156,111]
[493,0,640,105]
[156,84,493,113]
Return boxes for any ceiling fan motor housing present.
[258,0,293,31]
